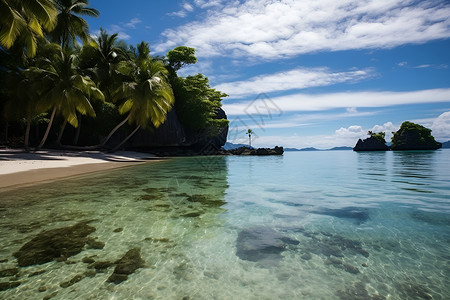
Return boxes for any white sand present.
[0,149,160,189]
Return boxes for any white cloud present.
[169,2,196,18]
[124,17,142,29]
[431,111,450,141]
[223,88,450,115]
[183,3,194,12]
[241,121,396,149]
[215,67,375,98]
[156,0,450,59]
[117,32,131,40]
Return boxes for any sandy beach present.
[0,149,161,190]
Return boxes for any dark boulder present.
[353,136,389,151]
[14,222,96,267]
[236,227,297,265]
[107,248,145,284]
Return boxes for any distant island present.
[354,121,442,151]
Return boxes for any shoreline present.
[0,149,162,190]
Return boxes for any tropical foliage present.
[367,131,386,144]
[391,121,441,150]
[0,0,57,57]
[0,2,228,151]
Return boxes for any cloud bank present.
[215,67,375,98]
[223,88,450,115]
[156,0,450,59]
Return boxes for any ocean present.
[0,150,449,299]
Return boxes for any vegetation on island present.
[391,121,441,150]
[0,0,228,151]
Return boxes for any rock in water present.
[107,248,145,284]
[236,227,294,265]
[14,222,96,267]
[353,136,389,151]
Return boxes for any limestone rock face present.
[353,136,389,151]
[110,108,229,150]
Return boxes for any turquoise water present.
[0,150,449,299]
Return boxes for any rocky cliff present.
[107,108,228,152]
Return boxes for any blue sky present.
[88,0,450,149]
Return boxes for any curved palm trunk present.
[99,112,131,147]
[73,114,81,145]
[56,119,68,146]
[111,125,141,152]
[37,106,57,150]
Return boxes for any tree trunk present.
[99,112,131,147]
[56,119,68,146]
[111,125,140,152]
[24,113,32,151]
[37,106,57,150]
[73,114,81,145]
[2,119,8,146]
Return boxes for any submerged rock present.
[0,281,21,291]
[236,227,298,265]
[186,194,226,207]
[312,207,370,224]
[302,232,369,259]
[337,281,385,300]
[107,248,145,284]
[60,274,84,288]
[14,221,96,267]
[0,267,19,277]
[394,280,433,300]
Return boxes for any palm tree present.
[79,28,127,98]
[101,42,174,151]
[48,0,99,49]
[25,43,104,149]
[0,0,57,57]
[247,129,254,147]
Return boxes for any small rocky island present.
[221,146,284,156]
[391,121,441,150]
[354,121,441,151]
[353,132,389,151]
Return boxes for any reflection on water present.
[0,151,449,299]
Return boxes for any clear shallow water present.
[0,150,449,299]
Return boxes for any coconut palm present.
[247,129,254,147]
[79,28,128,98]
[26,43,104,149]
[0,0,57,57]
[101,42,174,150]
[48,0,99,49]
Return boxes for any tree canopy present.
[0,3,228,150]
